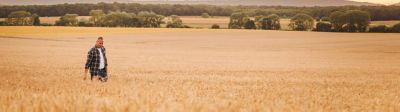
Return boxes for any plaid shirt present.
[85,46,108,75]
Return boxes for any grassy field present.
[0,26,400,111]
[370,20,400,27]
[2,16,396,29]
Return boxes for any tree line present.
[1,9,399,33]
[0,10,187,28]
[227,10,400,33]
[56,10,166,28]
[1,3,400,21]
[2,11,40,26]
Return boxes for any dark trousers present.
[91,68,108,82]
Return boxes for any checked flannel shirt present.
[85,46,108,75]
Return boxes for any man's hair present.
[98,37,103,40]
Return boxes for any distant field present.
[2,16,398,29]
[370,20,400,27]
[166,16,230,29]
[0,26,400,111]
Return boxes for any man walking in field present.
[84,37,108,82]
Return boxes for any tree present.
[315,22,332,32]
[201,13,210,18]
[56,14,79,26]
[228,12,249,29]
[329,11,345,31]
[99,11,133,27]
[31,13,40,26]
[254,16,263,29]
[244,20,256,29]
[130,14,141,27]
[258,14,281,30]
[138,11,164,28]
[289,13,314,31]
[211,24,220,29]
[342,10,371,32]
[166,15,184,28]
[65,14,79,26]
[7,11,32,26]
[329,10,371,32]
[55,17,66,26]
[89,10,105,26]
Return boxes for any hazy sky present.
[350,0,400,5]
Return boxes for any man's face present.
[96,39,104,48]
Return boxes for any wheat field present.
[0,26,400,111]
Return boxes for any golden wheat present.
[0,26,399,112]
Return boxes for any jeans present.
[91,68,108,82]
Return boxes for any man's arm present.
[104,47,108,67]
[103,48,110,77]
[84,49,93,80]
[84,69,88,80]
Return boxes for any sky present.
[349,0,400,5]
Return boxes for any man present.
[84,37,108,82]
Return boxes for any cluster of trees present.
[227,9,400,33]
[255,14,281,30]
[228,12,281,30]
[328,10,370,32]
[1,9,194,28]
[314,10,400,33]
[54,10,165,27]
[228,12,249,29]
[166,15,189,28]
[55,14,78,26]
[0,3,233,18]
[289,14,314,31]
[4,11,40,26]
[2,9,399,33]
[1,3,400,21]
[235,5,400,21]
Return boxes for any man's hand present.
[84,69,88,80]
[107,68,110,77]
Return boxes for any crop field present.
[0,26,399,111]
[370,20,400,27]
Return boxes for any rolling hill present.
[393,2,400,6]
[0,0,382,6]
